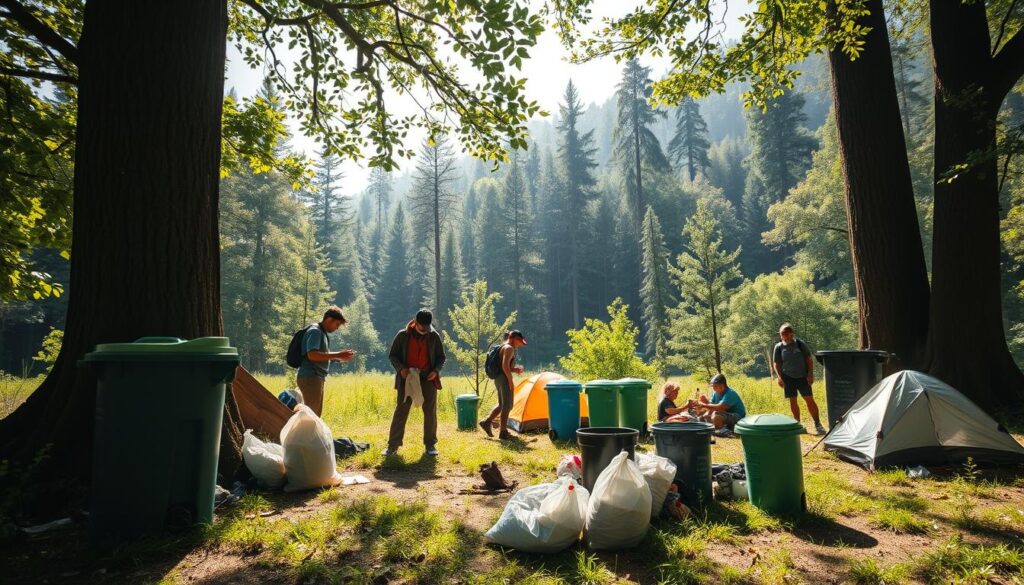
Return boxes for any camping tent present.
[508,372,590,432]
[824,370,1024,469]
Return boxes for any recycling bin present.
[735,414,807,516]
[544,379,583,442]
[814,350,890,428]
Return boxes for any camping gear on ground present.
[556,453,584,481]
[824,370,1024,469]
[485,476,590,554]
[576,427,639,492]
[815,350,891,428]
[455,393,482,430]
[281,405,342,492]
[735,414,807,516]
[616,378,652,435]
[242,430,286,489]
[277,388,304,409]
[584,379,620,428]
[478,461,518,493]
[333,437,369,457]
[232,366,293,439]
[662,485,693,520]
[509,372,591,432]
[584,451,651,550]
[636,452,677,518]
[81,336,239,547]
[906,465,931,478]
[712,463,747,500]
[341,474,371,485]
[651,421,714,507]
[545,379,583,441]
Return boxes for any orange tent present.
[508,372,590,432]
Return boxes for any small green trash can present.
[616,377,651,435]
[584,379,620,427]
[734,414,807,516]
[455,393,481,430]
[81,336,239,547]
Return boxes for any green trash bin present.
[455,393,481,430]
[81,336,239,547]
[616,377,652,435]
[734,414,807,516]
[583,379,620,427]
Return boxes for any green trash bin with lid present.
[455,393,481,430]
[616,377,652,435]
[734,414,807,516]
[583,379,620,427]
[81,336,239,547]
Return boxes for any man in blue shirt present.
[696,373,746,430]
[297,306,355,417]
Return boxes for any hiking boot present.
[425,446,439,456]
[479,420,494,437]
[815,424,827,436]
[381,447,397,457]
[498,431,514,441]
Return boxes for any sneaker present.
[479,420,494,437]
[381,447,397,457]
[425,447,439,456]
[815,424,827,436]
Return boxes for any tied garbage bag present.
[281,405,342,492]
[585,451,651,550]
[636,453,677,518]
[556,454,583,482]
[485,476,590,554]
[242,430,286,489]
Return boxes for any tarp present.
[824,370,1024,469]
[508,372,589,432]
[232,366,293,439]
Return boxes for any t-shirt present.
[710,387,746,418]
[773,338,811,378]
[297,325,329,379]
[657,396,677,422]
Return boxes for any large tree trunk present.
[925,0,1024,412]
[826,0,930,371]
[0,0,236,510]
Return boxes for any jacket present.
[389,321,446,391]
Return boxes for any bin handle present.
[133,337,184,344]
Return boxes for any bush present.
[560,299,658,381]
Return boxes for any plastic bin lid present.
[814,349,890,358]
[584,379,621,387]
[455,393,481,401]
[615,377,652,388]
[734,414,806,436]
[545,379,583,391]
[650,421,714,433]
[84,336,239,361]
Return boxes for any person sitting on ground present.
[657,382,692,422]
[695,373,746,431]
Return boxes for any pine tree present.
[476,181,513,308]
[438,231,465,321]
[639,207,675,365]
[706,137,747,210]
[668,98,711,181]
[299,150,361,304]
[445,280,517,395]
[525,145,541,215]
[339,293,384,373]
[668,199,743,376]
[504,148,530,317]
[460,184,481,283]
[614,59,669,228]
[367,166,392,227]
[408,136,460,328]
[375,203,417,334]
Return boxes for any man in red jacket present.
[384,309,447,456]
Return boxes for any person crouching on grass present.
[657,382,693,422]
[694,373,747,431]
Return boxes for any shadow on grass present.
[792,511,879,548]
[374,453,439,488]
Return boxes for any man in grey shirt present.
[772,323,825,435]
[297,306,355,416]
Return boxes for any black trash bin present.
[650,421,714,507]
[576,427,639,493]
[814,350,890,428]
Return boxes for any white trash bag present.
[281,405,342,492]
[585,451,651,549]
[556,454,583,482]
[485,476,590,554]
[241,430,286,489]
[636,453,677,518]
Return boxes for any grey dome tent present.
[824,370,1024,470]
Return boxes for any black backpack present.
[286,324,324,368]
[484,344,504,379]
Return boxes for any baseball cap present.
[509,330,528,345]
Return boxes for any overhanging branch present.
[0,0,78,65]
[0,65,76,84]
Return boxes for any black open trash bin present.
[814,350,890,428]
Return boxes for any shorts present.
[722,411,742,429]
[495,376,513,414]
[782,373,813,398]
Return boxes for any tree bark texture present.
[0,0,232,504]
[827,0,930,372]
[926,0,1024,411]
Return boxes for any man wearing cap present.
[384,309,447,456]
[773,323,826,435]
[695,374,747,431]
[479,330,527,440]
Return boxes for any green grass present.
[847,558,911,584]
[870,507,931,534]
[915,535,1024,583]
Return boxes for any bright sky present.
[224,2,749,192]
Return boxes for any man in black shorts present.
[772,323,826,435]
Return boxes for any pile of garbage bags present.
[242,404,342,492]
[486,450,677,553]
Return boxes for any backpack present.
[484,344,504,379]
[286,324,325,368]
